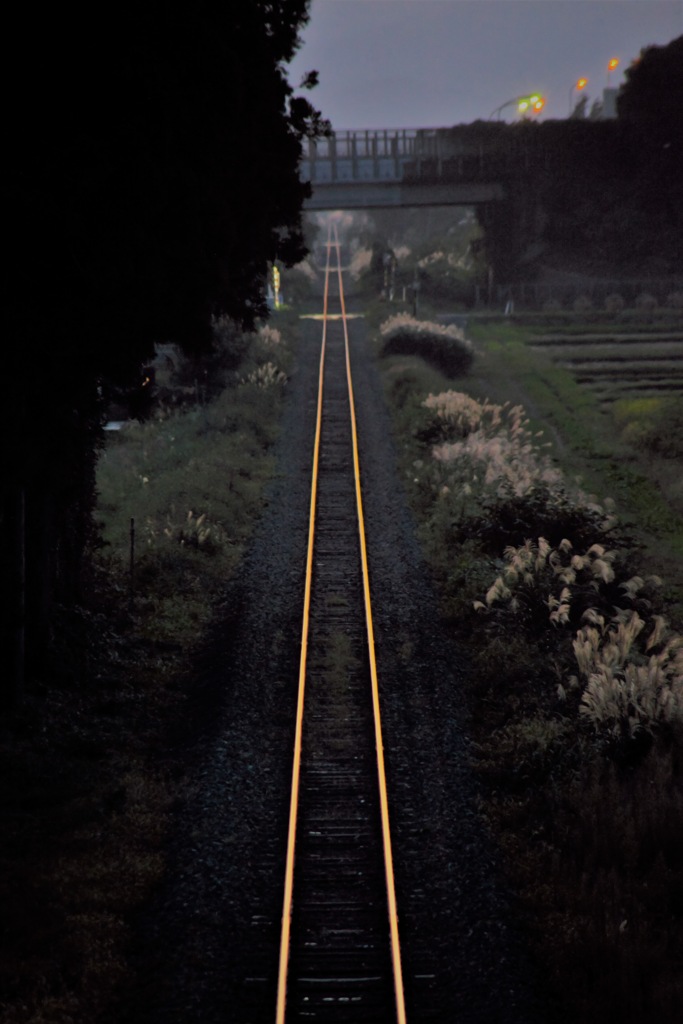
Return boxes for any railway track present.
[112,225,546,1024]
[275,224,406,1023]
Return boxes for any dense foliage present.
[3,3,325,703]
[460,36,683,285]
[617,35,683,130]
[0,317,293,1022]
[380,324,683,1021]
[380,314,474,377]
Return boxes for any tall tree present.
[614,35,683,271]
[2,2,326,705]
[617,35,683,132]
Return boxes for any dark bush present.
[380,318,474,377]
[455,485,626,552]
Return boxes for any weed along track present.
[276,223,406,1022]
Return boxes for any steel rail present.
[275,222,332,1024]
[333,222,407,1024]
[276,223,406,1023]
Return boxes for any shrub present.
[413,257,475,306]
[170,315,252,398]
[613,396,683,460]
[477,536,683,740]
[241,362,287,388]
[459,486,617,553]
[256,324,282,350]
[542,298,562,313]
[163,509,228,555]
[478,536,645,626]
[415,390,624,558]
[575,611,683,738]
[604,293,625,314]
[636,292,658,312]
[211,313,251,359]
[573,294,593,313]
[421,391,564,504]
[380,313,474,377]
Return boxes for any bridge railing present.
[301,129,418,183]
[300,128,513,185]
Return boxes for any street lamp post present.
[568,77,588,116]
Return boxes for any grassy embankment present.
[375,305,683,1024]
[0,315,296,1024]
[468,318,683,562]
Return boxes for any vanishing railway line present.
[275,224,406,1023]
[109,224,546,1024]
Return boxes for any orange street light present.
[518,93,544,118]
[489,93,546,120]
[607,57,620,85]
[569,76,588,115]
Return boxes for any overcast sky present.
[287,0,682,128]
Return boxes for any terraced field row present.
[529,330,683,404]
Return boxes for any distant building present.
[602,88,618,119]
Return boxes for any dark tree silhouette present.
[464,37,682,287]
[2,2,326,705]
[617,35,683,131]
[612,36,683,267]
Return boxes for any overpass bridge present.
[300,123,682,296]
[301,127,510,209]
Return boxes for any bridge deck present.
[301,127,509,209]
